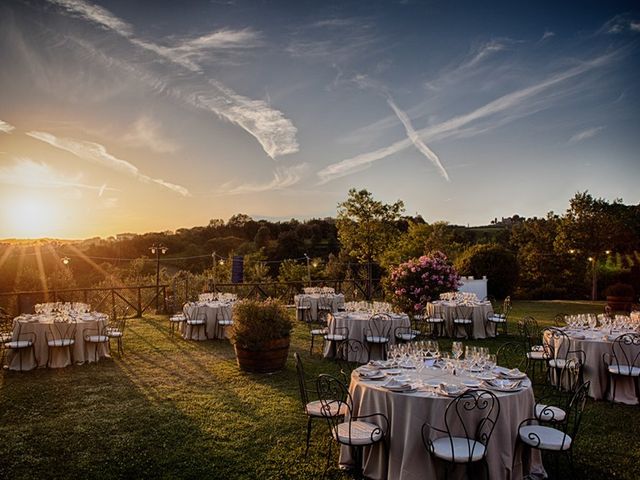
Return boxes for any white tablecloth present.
[8,313,110,370]
[341,368,543,479]
[323,311,410,362]
[182,302,233,340]
[427,301,495,339]
[294,293,345,321]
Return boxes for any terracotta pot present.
[234,337,290,373]
[606,296,633,313]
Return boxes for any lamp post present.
[304,253,311,286]
[150,244,168,311]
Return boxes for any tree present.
[336,189,405,299]
[254,226,271,249]
[455,243,519,299]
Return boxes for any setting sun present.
[4,195,61,238]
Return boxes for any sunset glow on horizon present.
[0,0,638,239]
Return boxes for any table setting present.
[183,296,236,340]
[294,290,345,321]
[427,292,495,339]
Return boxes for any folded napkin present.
[383,377,412,390]
[570,333,586,340]
[359,369,382,378]
[486,379,522,390]
[495,366,526,378]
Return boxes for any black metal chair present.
[294,353,346,457]
[296,296,313,322]
[306,310,328,357]
[421,389,500,479]
[316,374,389,479]
[364,313,392,361]
[168,312,186,336]
[496,341,528,372]
[541,327,585,392]
[106,307,129,356]
[602,333,640,404]
[184,306,208,340]
[518,381,590,478]
[3,321,37,371]
[453,306,473,339]
[394,325,420,344]
[323,312,349,357]
[335,339,370,384]
[46,320,76,367]
[486,296,511,336]
[84,321,110,363]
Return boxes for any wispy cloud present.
[122,116,179,153]
[599,14,640,35]
[46,0,298,159]
[26,131,191,196]
[540,31,555,41]
[568,126,605,144]
[217,164,308,195]
[319,51,616,183]
[0,157,113,193]
[0,119,15,133]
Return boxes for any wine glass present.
[452,342,463,360]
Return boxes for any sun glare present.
[4,196,61,238]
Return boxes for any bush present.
[455,243,518,299]
[229,299,293,351]
[603,283,635,298]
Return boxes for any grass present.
[0,300,639,479]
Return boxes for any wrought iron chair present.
[217,305,234,331]
[422,312,445,338]
[394,324,420,344]
[106,307,129,356]
[306,309,328,356]
[453,305,473,339]
[46,320,76,367]
[496,341,528,372]
[168,312,186,336]
[316,374,389,479]
[602,332,640,404]
[296,296,313,322]
[3,321,37,371]
[421,389,500,479]
[518,380,590,478]
[541,327,585,392]
[84,321,110,363]
[323,312,349,358]
[518,316,546,382]
[335,339,370,384]
[553,313,567,327]
[294,353,346,457]
[363,313,392,361]
[317,294,334,315]
[486,296,511,336]
[184,306,208,340]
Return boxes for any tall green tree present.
[336,189,404,298]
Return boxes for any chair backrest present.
[298,296,312,309]
[47,321,76,343]
[454,305,473,320]
[565,380,590,443]
[518,316,540,349]
[365,313,392,339]
[318,294,333,311]
[13,321,36,343]
[495,342,527,371]
[610,333,640,371]
[316,374,354,440]
[185,306,205,321]
[553,313,566,327]
[336,339,369,376]
[502,296,512,317]
[443,390,500,461]
[294,352,311,409]
[542,327,583,362]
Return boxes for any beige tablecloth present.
[323,312,410,362]
[551,329,639,405]
[182,303,232,340]
[341,369,544,480]
[8,313,110,370]
[294,293,345,321]
[427,302,494,339]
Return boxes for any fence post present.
[162,286,167,313]
[137,288,142,318]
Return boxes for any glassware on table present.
[452,341,463,360]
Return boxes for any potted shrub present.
[229,298,293,373]
[604,283,635,312]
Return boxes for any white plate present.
[384,369,402,375]
[461,379,481,388]
[360,373,385,380]
[475,372,497,380]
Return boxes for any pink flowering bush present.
[388,251,461,313]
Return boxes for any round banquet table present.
[294,293,345,321]
[182,302,233,340]
[8,313,110,370]
[323,312,411,363]
[549,328,640,405]
[341,368,544,480]
[426,301,495,339]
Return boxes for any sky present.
[0,0,638,239]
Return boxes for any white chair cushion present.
[218,320,234,326]
[453,319,472,324]
[527,351,546,360]
[107,330,123,338]
[169,315,185,322]
[333,420,383,446]
[519,425,572,451]
[325,334,347,341]
[47,338,75,347]
[6,340,33,349]
[297,306,311,310]
[186,319,206,325]
[396,332,418,341]
[488,315,506,323]
[310,329,327,335]
[548,358,580,369]
[86,335,109,343]
[305,400,347,418]
[430,436,486,462]
[365,336,390,344]
[535,404,567,422]
[425,318,444,323]
[608,364,640,376]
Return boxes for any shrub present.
[603,283,635,298]
[455,243,518,299]
[229,299,293,351]
[388,251,461,313]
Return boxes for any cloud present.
[540,31,555,41]
[122,116,179,153]
[0,157,112,193]
[599,14,640,35]
[26,131,191,196]
[568,126,605,144]
[217,164,308,195]
[319,51,616,183]
[46,0,298,159]
[0,119,15,133]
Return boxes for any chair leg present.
[611,376,617,405]
[305,416,313,457]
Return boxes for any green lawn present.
[1,301,639,479]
